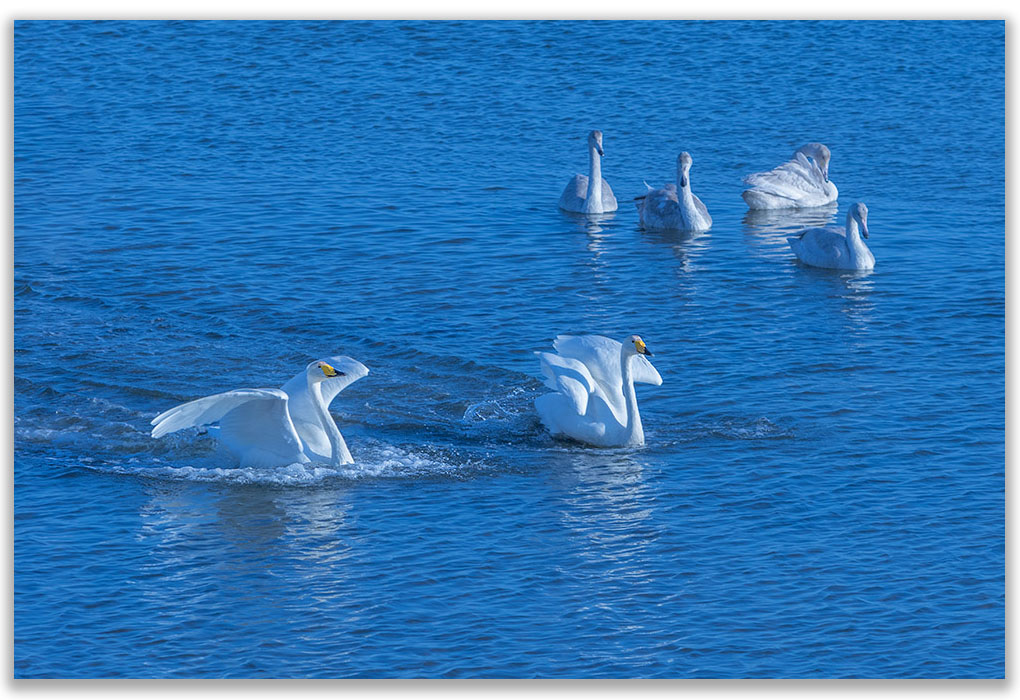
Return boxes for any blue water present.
[13,20,1004,678]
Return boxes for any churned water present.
[13,20,1004,678]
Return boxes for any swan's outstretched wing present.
[535,350,596,416]
[151,388,305,467]
[553,335,663,389]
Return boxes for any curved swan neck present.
[308,377,352,466]
[585,144,603,211]
[619,348,644,446]
[845,210,859,238]
[845,211,863,260]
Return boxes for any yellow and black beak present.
[320,362,345,378]
[635,340,653,357]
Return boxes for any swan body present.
[535,334,661,447]
[151,357,369,467]
[636,152,712,232]
[788,202,874,270]
[559,130,618,214]
[742,143,838,210]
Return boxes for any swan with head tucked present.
[742,142,838,210]
[535,334,662,447]
[558,130,618,214]
[788,202,874,270]
[151,356,369,467]
[635,152,712,232]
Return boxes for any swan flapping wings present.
[151,356,369,468]
[535,334,661,447]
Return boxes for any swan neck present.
[677,164,697,222]
[586,145,603,211]
[620,349,644,446]
[678,165,694,199]
[845,211,858,238]
[308,378,352,466]
[844,212,863,261]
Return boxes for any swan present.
[742,142,838,209]
[151,356,369,467]
[558,130,618,214]
[635,152,712,232]
[535,334,662,447]
[788,202,874,270]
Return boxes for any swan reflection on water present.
[742,203,839,242]
[560,210,619,273]
[560,450,653,541]
[741,203,840,263]
[791,263,876,335]
[640,225,712,273]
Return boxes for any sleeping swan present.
[535,334,662,447]
[742,142,838,210]
[635,152,712,232]
[151,357,369,467]
[788,202,874,270]
[558,130,618,214]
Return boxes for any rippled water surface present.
[13,20,1004,678]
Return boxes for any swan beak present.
[679,175,688,188]
[596,146,604,156]
[635,340,653,357]
[823,168,829,183]
[320,363,346,378]
[860,220,870,239]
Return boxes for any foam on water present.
[74,440,482,486]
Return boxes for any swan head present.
[800,142,831,182]
[626,334,653,357]
[306,359,346,382]
[851,202,870,239]
[677,152,692,188]
[588,130,604,156]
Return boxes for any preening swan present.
[151,357,369,467]
[635,152,712,232]
[559,130,619,214]
[742,143,838,210]
[788,202,875,270]
[535,335,662,447]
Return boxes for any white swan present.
[558,130,618,214]
[535,334,662,447]
[742,142,838,210]
[788,202,874,270]
[151,357,369,467]
[635,152,712,232]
